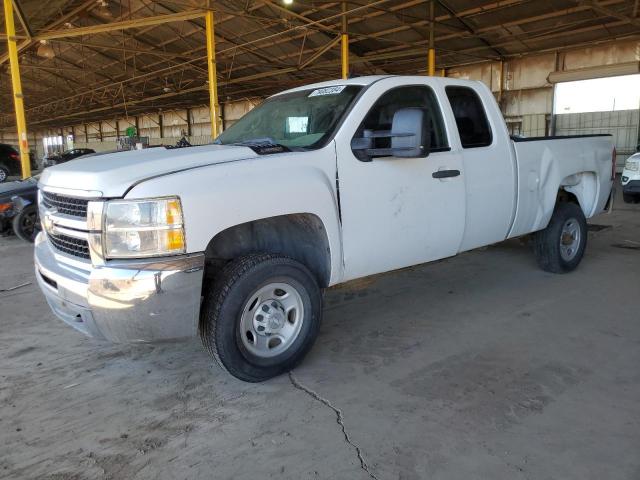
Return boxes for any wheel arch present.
[204,213,333,288]
[558,171,599,217]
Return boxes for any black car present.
[42,148,95,168]
[0,144,37,183]
[0,176,39,241]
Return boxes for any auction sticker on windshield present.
[309,86,347,97]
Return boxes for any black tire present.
[623,193,638,204]
[0,165,9,183]
[533,202,587,273]
[12,204,38,243]
[200,254,322,382]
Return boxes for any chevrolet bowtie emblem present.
[43,209,57,235]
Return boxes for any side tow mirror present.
[351,108,431,161]
[390,108,430,158]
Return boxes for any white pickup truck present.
[35,76,615,382]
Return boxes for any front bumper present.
[34,232,205,343]
[622,179,640,194]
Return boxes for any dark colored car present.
[42,148,95,168]
[0,176,39,241]
[0,144,37,183]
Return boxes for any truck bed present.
[508,134,614,239]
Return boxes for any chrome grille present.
[47,232,90,259]
[41,191,89,218]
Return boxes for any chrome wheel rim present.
[239,282,304,358]
[0,170,6,182]
[559,218,581,262]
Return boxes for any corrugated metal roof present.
[0,0,638,129]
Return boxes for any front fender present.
[126,146,344,285]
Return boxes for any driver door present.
[335,83,466,281]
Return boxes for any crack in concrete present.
[288,372,379,480]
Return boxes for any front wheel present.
[533,202,587,273]
[12,204,39,242]
[200,254,322,382]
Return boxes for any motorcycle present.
[0,176,38,241]
[11,195,39,242]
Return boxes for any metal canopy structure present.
[1,0,639,130]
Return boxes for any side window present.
[445,86,492,148]
[354,86,448,158]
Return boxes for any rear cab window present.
[445,86,492,148]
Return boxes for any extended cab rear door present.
[334,78,466,281]
[444,84,516,251]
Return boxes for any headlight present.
[103,197,185,259]
[624,160,639,172]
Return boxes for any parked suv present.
[0,143,38,183]
[621,151,640,203]
[0,144,37,182]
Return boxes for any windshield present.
[216,85,363,150]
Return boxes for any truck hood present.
[39,144,259,197]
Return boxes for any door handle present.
[432,169,460,179]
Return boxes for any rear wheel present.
[0,165,9,183]
[12,204,38,243]
[200,254,322,382]
[533,202,587,273]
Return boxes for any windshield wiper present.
[218,137,305,154]
[224,137,295,155]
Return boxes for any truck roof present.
[275,75,485,98]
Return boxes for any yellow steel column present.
[205,10,220,139]
[427,0,435,76]
[3,0,31,178]
[341,2,349,79]
[428,50,435,76]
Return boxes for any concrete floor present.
[1,197,639,480]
